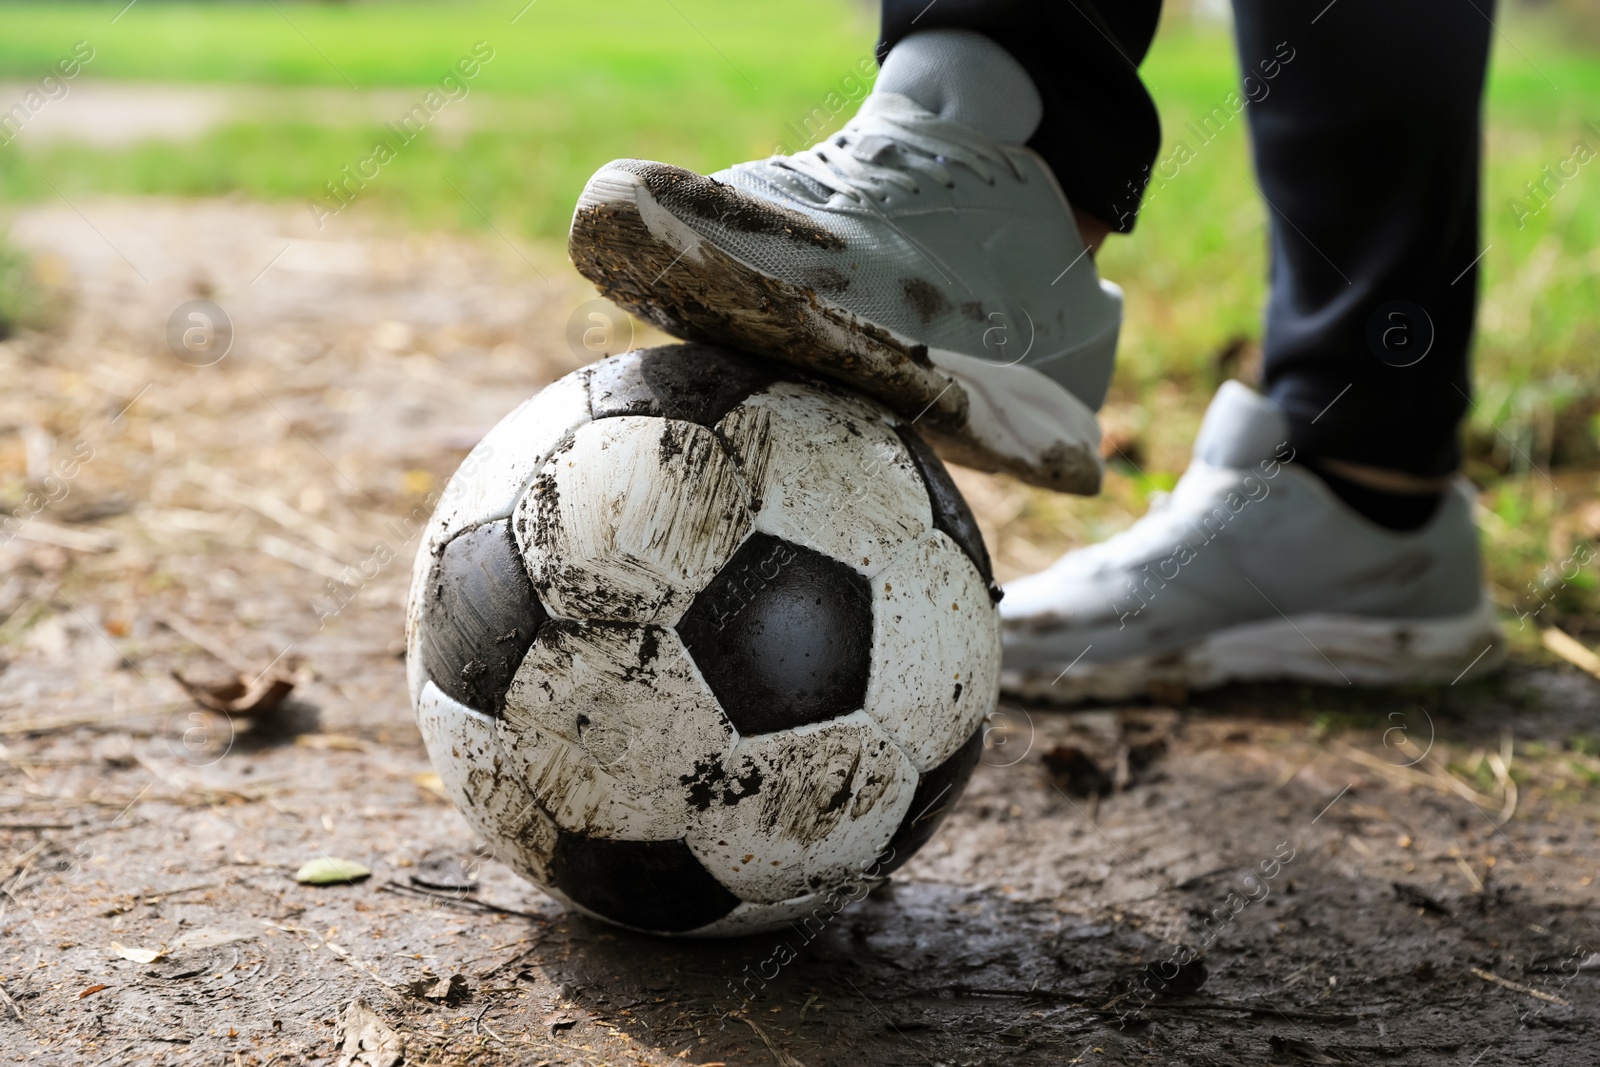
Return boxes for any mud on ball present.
[406,343,1001,935]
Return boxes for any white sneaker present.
[569,30,1121,495]
[1000,382,1507,702]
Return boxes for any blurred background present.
[1,0,1596,654]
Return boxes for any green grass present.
[1,0,1596,636]
[0,1,882,234]
[0,0,871,93]
[1101,17,1600,403]
[0,237,58,337]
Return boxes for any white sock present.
[874,29,1043,145]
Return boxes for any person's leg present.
[1000,0,1504,700]
[879,0,1164,243]
[1233,0,1493,505]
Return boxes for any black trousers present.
[880,0,1493,479]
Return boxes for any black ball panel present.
[678,533,872,736]
[879,724,984,875]
[588,343,786,429]
[548,833,740,932]
[893,424,1000,603]
[419,519,546,716]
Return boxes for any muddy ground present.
[2,200,1597,1066]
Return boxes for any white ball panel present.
[404,590,428,709]
[520,417,752,624]
[717,383,931,577]
[491,725,690,841]
[496,623,736,842]
[863,532,1000,771]
[502,623,734,826]
[404,536,438,708]
[686,711,917,903]
[416,681,560,885]
[422,370,592,555]
[405,519,440,708]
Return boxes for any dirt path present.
[1,200,1596,1066]
[0,81,494,148]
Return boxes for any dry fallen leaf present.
[110,942,166,964]
[403,972,469,1003]
[295,857,372,885]
[336,997,403,1067]
[412,772,449,801]
[172,668,295,717]
[296,733,367,752]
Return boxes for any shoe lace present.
[753,93,1020,205]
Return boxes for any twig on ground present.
[1488,730,1518,824]
[1336,742,1507,819]
[1470,966,1570,1006]
[155,611,259,675]
[472,1001,507,1045]
[185,463,353,559]
[3,840,48,879]
[472,939,543,979]
[737,1016,809,1067]
[1452,853,1484,894]
[0,703,182,737]
[1094,999,1361,1022]
[945,986,1359,1022]
[1542,627,1600,679]
[378,880,550,922]
[8,520,116,553]
[140,882,219,904]
[0,852,39,926]
[0,981,24,1021]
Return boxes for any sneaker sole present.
[1001,596,1508,703]
[569,164,1102,494]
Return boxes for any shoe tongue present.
[874,29,1042,145]
[1192,381,1292,469]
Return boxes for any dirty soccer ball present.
[406,343,1001,935]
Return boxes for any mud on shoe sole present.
[1002,597,1508,704]
[569,162,1099,495]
